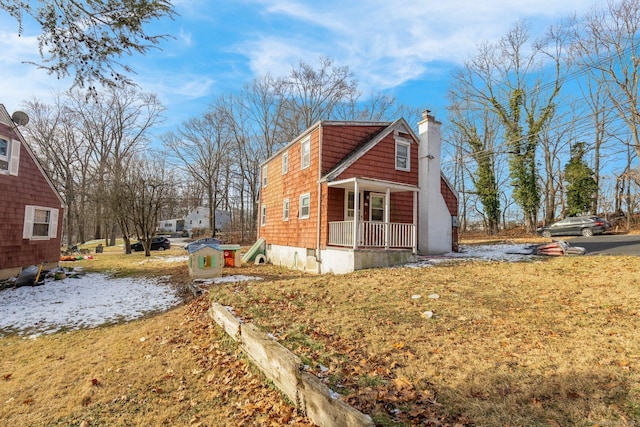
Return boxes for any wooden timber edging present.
[208,303,374,427]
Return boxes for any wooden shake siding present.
[335,134,419,185]
[441,176,459,251]
[320,125,386,173]
[260,129,320,249]
[0,133,64,270]
[441,177,458,216]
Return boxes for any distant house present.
[257,111,458,274]
[184,207,231,233]
[0,105,65,280]
[157,218,185,233]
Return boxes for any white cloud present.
[0,28,70,112]
[239,0,598,91]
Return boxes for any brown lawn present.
[1,240,639,426]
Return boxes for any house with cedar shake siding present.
[0,104,65,280]
[257,111,458,274]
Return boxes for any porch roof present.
[325,177,419,193]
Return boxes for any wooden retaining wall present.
[208,303,374,427]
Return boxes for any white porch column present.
[413,191,418,254]
[384,188,390,249]
[352,180,359,250]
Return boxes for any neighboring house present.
[184,207,231,233]
[0,105,65,280]
[157,218,185,233]
[257,111,458,274]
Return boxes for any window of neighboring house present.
[283,198,290,221]
[301,137,310,169]
[0,137,20,175]
[262,165,268,187]
[282,152,289,174]
[395,140,410,171]
[299,193,310,219]
[261,205,267,226]
[23,205,59,240]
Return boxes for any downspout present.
[316,123,323,273]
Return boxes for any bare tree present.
[576,0,640,163]
[122,155,171,257]
[163,99,232,238]
[449,21,570,232]
[24,97,84,245]
[279,57,358,140]
[447,99,502,234]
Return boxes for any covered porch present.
[325,177,418,253]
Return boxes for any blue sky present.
[1,0,599,139]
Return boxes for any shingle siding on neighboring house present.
[0,117,64,278]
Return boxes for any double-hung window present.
[282,152,289,174]
[301,137,310,169]
[262,165,268,187]
[0,136,20,175]
[395,139,410,171]
[283,198,290,221]
[299,193,310,219]
[23,205,59,240]
[261,205,267,226]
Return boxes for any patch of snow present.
[0,274,181,337]
[137,255,188,264]
[195,275,263,285]
[405,244,539,267]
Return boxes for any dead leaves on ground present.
[180,295,314,426]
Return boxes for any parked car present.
[536,216,611,238]
[131,237,171,252]
[183,237,222,251]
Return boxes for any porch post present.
[385,188,390,249]
[353,180,359,250]
[413,191,418,254]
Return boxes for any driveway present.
[569,234,640,255]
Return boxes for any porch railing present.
[328,220,415,249]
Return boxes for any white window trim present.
[282,152,289,175]
[23,205,59,240]
[0,138,20,176]
[301,136,310,170]
[395,138,411,172]
[261,204,267,226]
[299,193,310,219]
[283,198,290,221]
[262,165,268,188]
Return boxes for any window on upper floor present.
[299,193,310,219]
[395,140,410,171]
[283,198,290,221]
[262,165,268,187]
[23,205,59,240]
[301,136,310,169]
[0,136,20,175]
[282,152,289,174]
